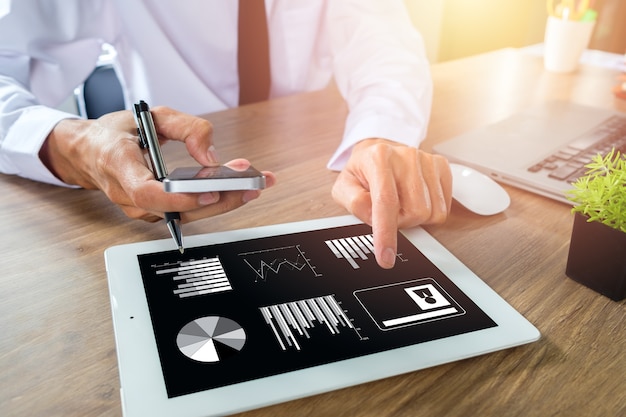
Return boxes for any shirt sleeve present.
[0,83,79,186]
[0,0,114,186]
[325,0,433,171]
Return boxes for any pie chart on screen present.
[176,316,246,363]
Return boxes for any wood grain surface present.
[1,49,624,417]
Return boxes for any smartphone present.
[163,165,266,193]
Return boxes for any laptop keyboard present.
[527,114,626,183]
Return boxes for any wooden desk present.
[1,48,624,417]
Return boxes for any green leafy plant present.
[566,148,626,233]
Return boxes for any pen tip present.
[165,216,184,254]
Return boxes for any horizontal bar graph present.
[154,257,232,298]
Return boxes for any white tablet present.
[104,215,539,417]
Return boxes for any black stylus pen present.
[134,100,184,253]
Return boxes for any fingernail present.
[381,247,396,269]
[207,145,220,167]
[242,190,260,203]
[198,192,219,205]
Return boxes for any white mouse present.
[449,163,510,216]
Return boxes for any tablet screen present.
[137,223,496,398]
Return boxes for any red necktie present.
[238,0,271,105]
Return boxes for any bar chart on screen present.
[153,257,232,298]
[325,233,407,269]
[260,294,366,351]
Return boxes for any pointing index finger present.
[368,163,400,269]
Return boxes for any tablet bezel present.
[104,215,539,417]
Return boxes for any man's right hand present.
[39,106,275,223]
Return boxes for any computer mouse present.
[449,163,510,216]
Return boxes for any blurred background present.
[405,0,626,63]
[57,0,626,114]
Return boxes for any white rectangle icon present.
[353,278,465,331]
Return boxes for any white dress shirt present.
[0,0,432,186]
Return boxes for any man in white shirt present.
[0,0,452,269]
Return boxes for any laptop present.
[433,101,626,204]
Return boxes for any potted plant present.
[565,148,626,301]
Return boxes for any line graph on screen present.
[238,245,322,282]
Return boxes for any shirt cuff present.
[326,113,428,171]
[1,105,79,187]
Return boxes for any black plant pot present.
[566,212,626,301]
